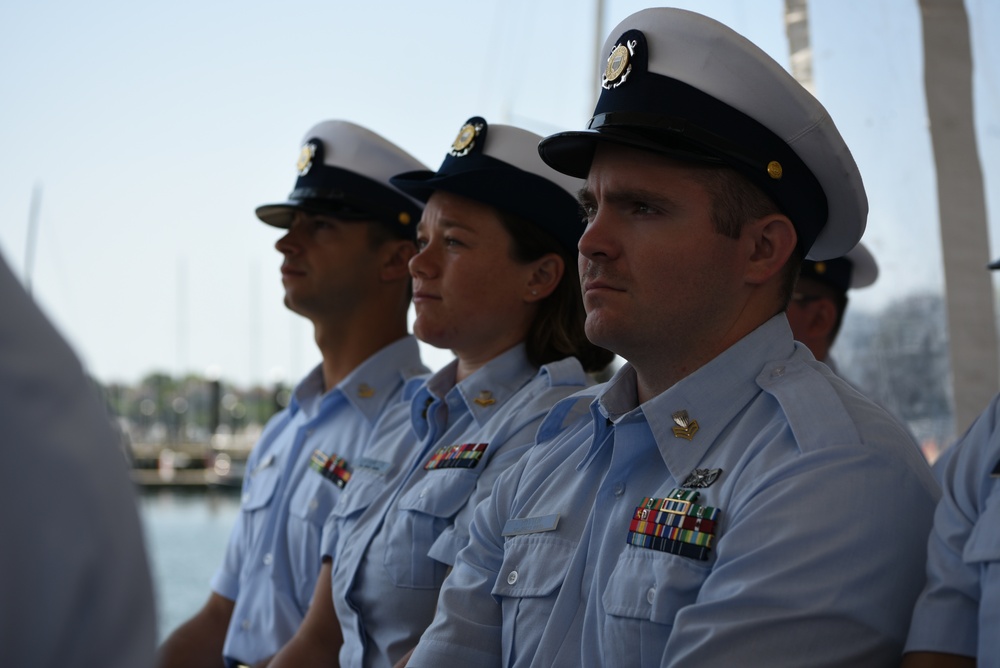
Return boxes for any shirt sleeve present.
[905,400,1000,657]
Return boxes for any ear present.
[743,214,797,286]
[379,239,417,282]
[524,253,565,302]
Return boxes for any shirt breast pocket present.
[382,469,478,589]
[492,535,575,661]
[240,458,281,547]
[601,546,710,666]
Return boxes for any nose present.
[275,219,305,255]
[409,240,439,280]
[578,207,616,261]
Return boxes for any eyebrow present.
[415,218,477,234]
[577,185,681,212]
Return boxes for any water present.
[139,489,241,640]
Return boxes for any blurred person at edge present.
[0,248,156,668]
[267,116,613,668]
[900,255,1000,668]
[156,120,430,668]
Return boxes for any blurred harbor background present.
[140,490,240,640]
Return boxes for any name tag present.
[356,457,391,474]
[502,514,560,537]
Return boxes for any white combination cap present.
[538,7,868,261]
[256,120,427,236]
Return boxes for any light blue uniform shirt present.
[906,393,1000,662]
[411,316,939,668]
[210,336,426,666]
[324,344,590,668]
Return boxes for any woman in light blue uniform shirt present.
[268,116,614,668]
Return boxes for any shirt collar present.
[290,335,427,424]
[410,343,537,437]
[580,315,796,480]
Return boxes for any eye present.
[633,202,656,215]
[443,235,464,248]
[579,202,597,224]
[415,236,428,250]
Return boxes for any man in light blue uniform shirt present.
[156,120,429,668]
[408,9,939,667]
[901,257,1000,668]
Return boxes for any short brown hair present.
[497,211,614,374]
[690,165,801,307]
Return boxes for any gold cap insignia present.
[814,261,826,274]
[767,160,783,180]
[357,383,375,399]
[671,410,700,441]
[398,212,411,225]
[473,390,496,407]
[602,39,637,90]
[297,141,318,176]
[450,122,483,157]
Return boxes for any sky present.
[1,0,998,388]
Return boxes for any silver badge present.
[682,468,722,489]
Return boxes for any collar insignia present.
[449,122,484,157]
[602,39,637,90]
[296,140,318,176]
[473,390,496,407]
[671,410,700,440]
[357,383,375,399]
[682,468,722,489]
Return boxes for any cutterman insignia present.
[682,468,722,489]
[602,39,637,89]
[296,140,318,176]
[671,410,700,440]
[357,383,375,398]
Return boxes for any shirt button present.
[241,619,251,630]
[507,570,518,585]
[263,553,273,566]
[771,366,785,378]
[419,487,427,498]
[613,482,625,497]
[309,498,319,511]
[242,493,250,504]
[647,587,655,604]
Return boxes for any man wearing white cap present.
[786,242,878,367]
[157,121,429,668]
[407,8,937,667]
